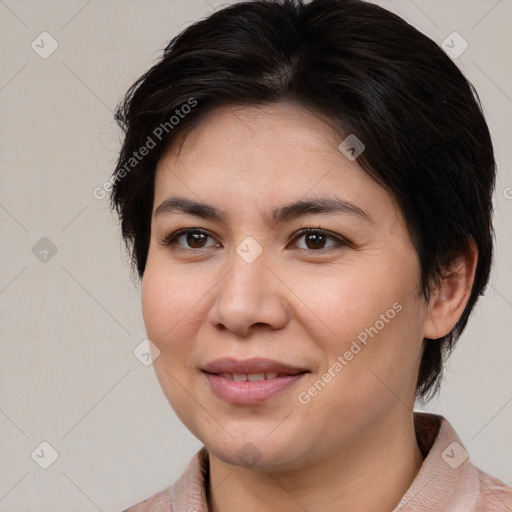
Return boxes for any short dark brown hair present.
[110,0,496,402]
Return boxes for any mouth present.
[201,357,308,375]
[213,371,298,381]
[201,358,309,405]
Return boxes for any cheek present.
[141,264,203,421]
[141,270,170,343]
[323,297,424,414]
[141,287,181,369]
[292,260,424,403]
[141,260,202,344]
[286,261,399,345]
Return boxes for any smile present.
[201,358,309,405]
[217,372,288,381]
[203,372,307,405]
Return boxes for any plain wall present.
[0,1,511,511]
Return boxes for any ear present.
[422,238,478,340]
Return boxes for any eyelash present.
[159,227,350,253]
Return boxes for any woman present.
[111,0,512,510]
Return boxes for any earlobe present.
[422,238,478,340]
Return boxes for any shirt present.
[122,412,512,511]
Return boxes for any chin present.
[204,433,311,473]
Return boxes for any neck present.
[207,410,424,512]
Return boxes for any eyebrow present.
[154,196,374,225]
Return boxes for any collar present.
[166,412,500,511]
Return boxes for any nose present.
[207,250,290,337]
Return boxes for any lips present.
[201,357,307,376]
[218,372,283,381]
[201,358,309,405]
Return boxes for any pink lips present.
[201,357,308,405]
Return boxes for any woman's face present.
[142,102,430,471]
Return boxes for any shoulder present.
[476,467,512,510]
[121,487,172,512]
[120,446,209,512]
[404,413,512,511]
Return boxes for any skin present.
[141,102,477,511]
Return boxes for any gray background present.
[0,1,511,511]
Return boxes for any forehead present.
[153,102,400,227]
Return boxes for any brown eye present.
[292,228,346,251]
[185,232,208,248]
[161,229,220,250]
[304,232,327,250]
